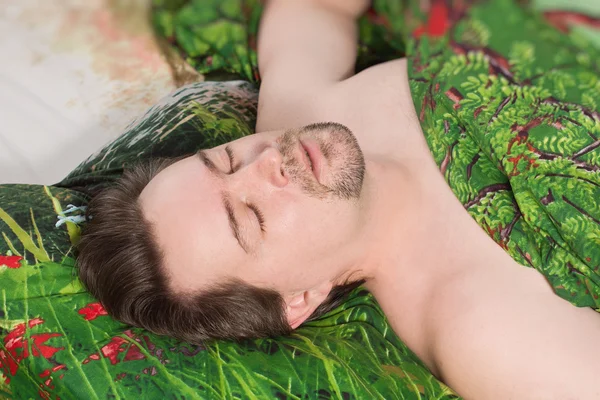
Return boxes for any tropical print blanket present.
[407,0,600,309]
[0,0,598,399]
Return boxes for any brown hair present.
[76,157,363,343]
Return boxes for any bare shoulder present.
[330,59,413,122]
[256,59,408,131]
[426,254,600,399]
[257,58,425,161]
[339,58,409,94]
[322,59,426,158]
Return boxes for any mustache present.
[277,129,332,199]
[277,130,308,171]
[276,123,365,201]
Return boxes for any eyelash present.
[247,203,266,233]
[225,146,265,234]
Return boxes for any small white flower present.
[55,205,88,228]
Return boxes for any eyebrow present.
[196,150,250,253]
[196,150,219,175]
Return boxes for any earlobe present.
[285,282,333,329]
[286,292,310,329]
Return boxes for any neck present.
[347,154,486,291]
[340,156,422,282]
[344,153,509,373]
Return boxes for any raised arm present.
[256,0,369,132]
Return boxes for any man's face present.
[140,123,366,298]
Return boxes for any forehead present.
[139,155,242,292]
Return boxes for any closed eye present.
[225,145,237,174]
[247,202,266,233]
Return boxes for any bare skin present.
[140,0,600,398]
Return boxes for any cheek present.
[273,199,354,259]
[255,203,357,291]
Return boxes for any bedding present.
[406,0,600,308]
[1,0,599,398]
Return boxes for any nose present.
[253,146,289,188]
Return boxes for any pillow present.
[1,81,457,399]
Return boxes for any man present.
[77,0,600,398]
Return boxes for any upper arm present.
[429,265,600,399]
[255,0,369,132]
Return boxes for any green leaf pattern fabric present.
[406,0,600,309]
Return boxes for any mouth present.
[299,139,322,183]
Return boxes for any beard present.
[276,122,365,200]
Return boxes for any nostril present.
[277,164,289,187]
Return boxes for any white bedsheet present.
[0,0,176,185]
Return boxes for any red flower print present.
[0,255,23,269]
[39,364,66,378]
[413,1,450,39]
[83,330,146,366]
[39,364,66,400]
[78,302,108,321]
[0,318,64,385]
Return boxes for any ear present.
[285,281,333,329]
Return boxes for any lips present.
[299,139,322,183]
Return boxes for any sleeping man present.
[77,0,600,398]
